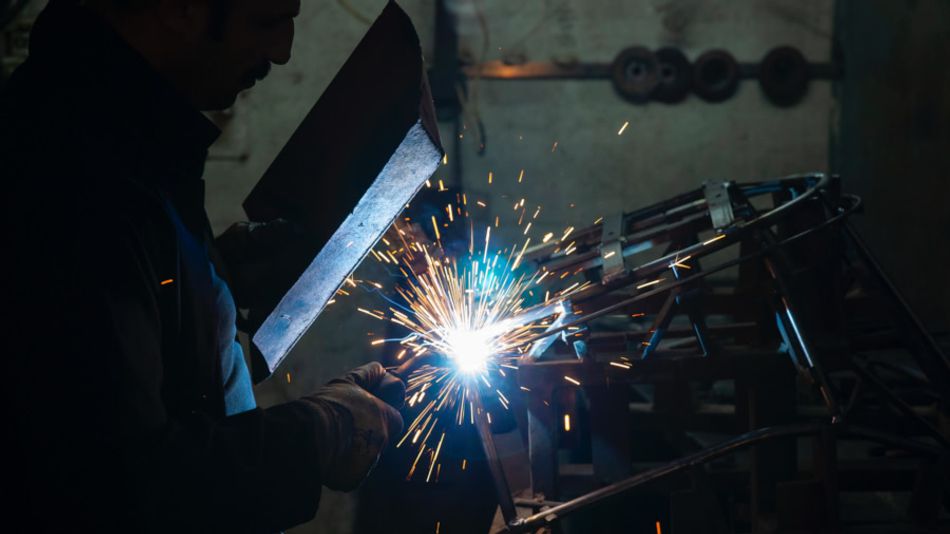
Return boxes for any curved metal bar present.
[526,174,821,263]
[541,174,829,282]
[517,192,861,348]
[506,420,942,532]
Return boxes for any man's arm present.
[10,202,400,533]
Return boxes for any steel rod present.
[472,390,519,525]
[843,223,950,406]
[506,422,942,531]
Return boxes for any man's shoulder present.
[1,87,171,253]
[1,55,131,167]
[1,54,185,270]
[2,61,151,200]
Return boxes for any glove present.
[301,362,405,491]
[214,219,312,313]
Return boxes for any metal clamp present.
[704,180,735,230]
[600,214,627,284]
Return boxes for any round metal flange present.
[759,46,809,107]
[692,49,740,103]
[611,46,660,103]
[653,47,692,104]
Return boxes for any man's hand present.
[301,362,405,491]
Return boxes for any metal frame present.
[467,173,950,532]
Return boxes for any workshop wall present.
[443,0,834,260]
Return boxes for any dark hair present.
[104,0,159,9]
[100,0,234,39]
[207,0,234,40]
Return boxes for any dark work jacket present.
[0,3,323,532]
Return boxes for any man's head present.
[88,0,300,110]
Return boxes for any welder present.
[0,0,405,532]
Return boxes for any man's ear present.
[154,0,211,40]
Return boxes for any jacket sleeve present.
[8,196,334,533]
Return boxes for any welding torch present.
[373,353,442,408]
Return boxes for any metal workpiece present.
[473,173,948,532]
[517,174,848,348]
[525,174,831,290]
[525,300,574,360]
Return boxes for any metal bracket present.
[526,300,573,360]
[704,181,736,230]
[600,214,626,284]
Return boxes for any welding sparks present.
[512,238,531,270]
[636,279,663,290]
[670,254,692,270]
[702,233,726,246]
[350,166,602,484]
[380,236,586,481]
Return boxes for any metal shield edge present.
[252,120,442,372]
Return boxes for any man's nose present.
[267,21,295,66]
